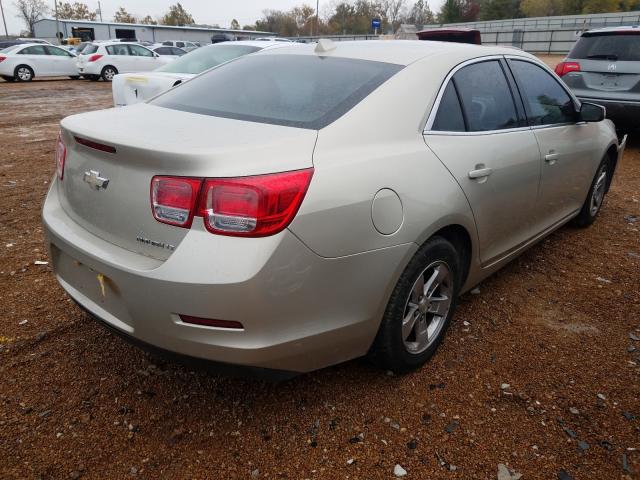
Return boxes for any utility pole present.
[54,0,60,44]
[97,1,102,22]
[316,0,320,36]
[0,0,8,38]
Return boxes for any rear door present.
[508,58,601,227]
[105,44,132,71]
[19,45,51,75]
[424,57,542,265]
[562,31,640,103]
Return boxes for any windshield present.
[152,54,403,129]
[569,32,640,61]
[156,44,261,74]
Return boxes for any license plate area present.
[53,246,133,327]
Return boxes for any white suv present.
[76,42,173,81]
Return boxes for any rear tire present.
[14,65,34,82]
[572,157,610,228]
[101,65,118,82]
[369,236,461,373]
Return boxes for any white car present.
[150,45,187,60]
[0,43,78,81]
[112,41,293,106]
[76,41,173,82]
[157,40,200,52]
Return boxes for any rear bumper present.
[42,180,414,373]
[579,97,640,126]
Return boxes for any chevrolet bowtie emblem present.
[83,170,110,190]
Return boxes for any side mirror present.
[153,53,160,58]
[580,102,605,122]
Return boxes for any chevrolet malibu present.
[43,40,626,376]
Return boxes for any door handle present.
[545,153,559,164]
[468,167,493,179]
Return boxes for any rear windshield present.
[156,44,261,74]
[569,32,640,61]
[153,54,403,129]
[82,44,99,55]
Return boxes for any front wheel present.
[573,158,610,227]
[101,66,118,82]
[370,236,461,373]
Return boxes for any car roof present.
[582,25,640,35]
[256,39,536,66]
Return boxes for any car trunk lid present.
[57,103,317,260]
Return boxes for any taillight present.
[149,168,314,237]
[55,131,67,180]
[554,61,580,77]
[151,176,202,228]
[88,54,103,62]
[198,169,314,237]
[0,56,6,63]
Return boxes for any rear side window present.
[432,83,465,132]
[569,32,640,61]
[153,55,403,129]
[128,45,153,57]
[20,45,47,55]
[82,44,98,55]
[510,60,576,126]
[176,42,185,48]
[451,60,519,132]
[154,47,170,55]
[106,45,129,56]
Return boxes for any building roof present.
[34,18,276,36]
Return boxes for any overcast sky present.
[1,0,441,36]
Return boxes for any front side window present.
[510,60,576,126]
[153,54,403,129]
[20,45,47,55]
[46,46,72,57]
[452,60,519,132]
[128,44,153,57]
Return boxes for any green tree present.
[479,0,521,19]
[113,7,136,23]
[405,0,435,25]
[57,2,97,20]
[438,0,464,22]
[140,15,157,25]
[520,0,561,16]
[14,0,48,35]
[160,3,195,26]
[230,18,240,29]
[581,0,619,11]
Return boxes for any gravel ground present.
[1,70,639,480]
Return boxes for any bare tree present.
[13,0,48,36]
[383,0,406,31]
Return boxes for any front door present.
[508,59,602,227]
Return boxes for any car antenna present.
[315,38,336,54]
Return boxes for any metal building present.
[32,18,276,44]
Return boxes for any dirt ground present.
[0,68,639,480]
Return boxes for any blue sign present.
[372,18,381,30]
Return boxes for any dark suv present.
[556,26,640,127]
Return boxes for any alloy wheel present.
[590,167,607,216]
[402,261,453,355]
[17,67,31,81]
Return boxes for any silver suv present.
[557,26,640,127]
